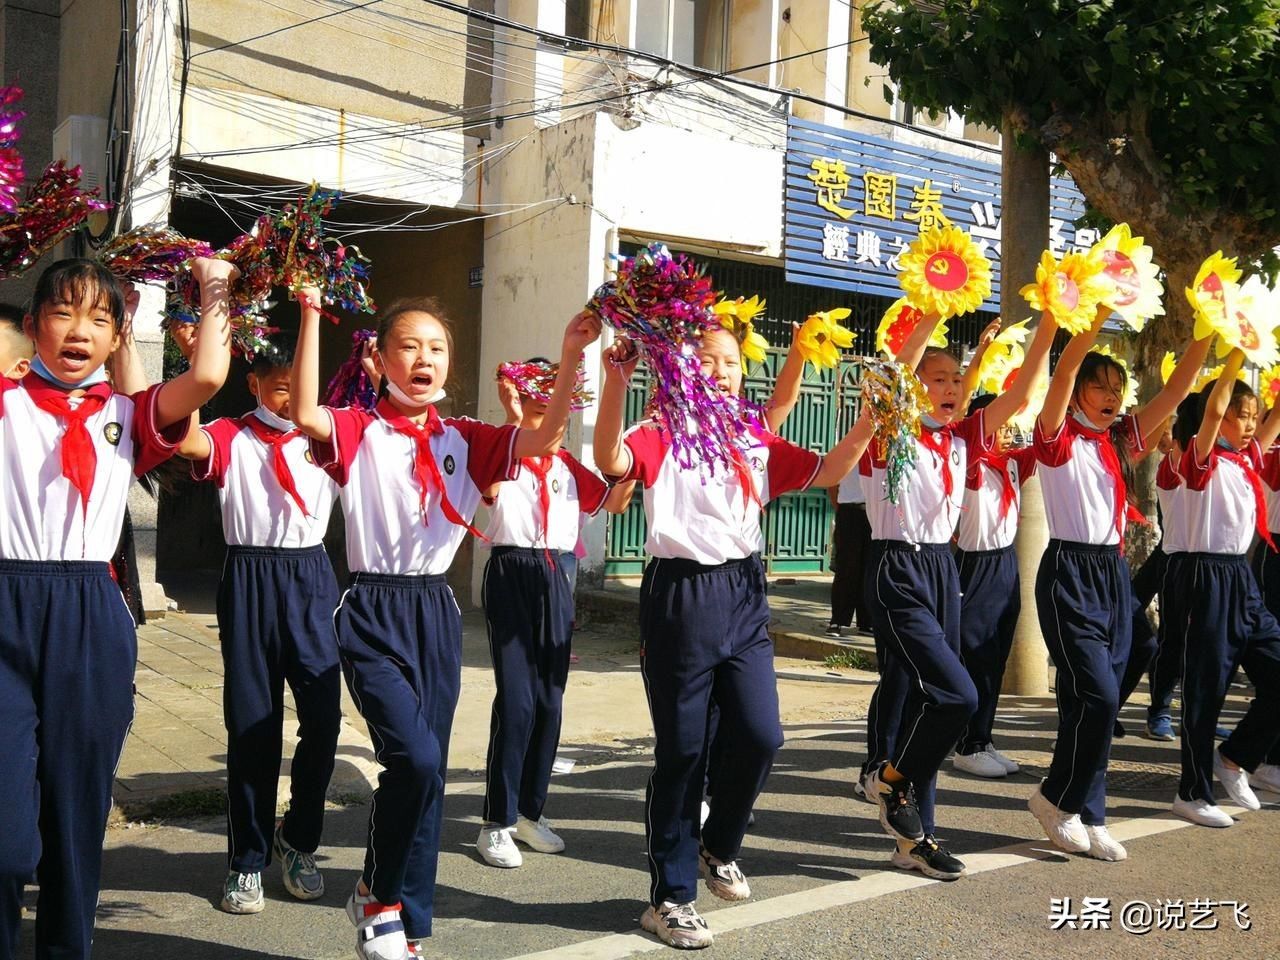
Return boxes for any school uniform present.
[190,410,343,875]
[1167,439,1280,802]
[312,399,519,940]
[481,451,608,829]
[830,469,871,630]
[1252,444,1280,616]
[1033,414,1144,826]
[860,413,985,835]
[1142,454,1188,725]
[0,372,185,959]
[618,421,819,907]
[954,446,1037,755]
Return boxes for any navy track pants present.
[955,546,1020,754]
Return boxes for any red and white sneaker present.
[346,886,412,960]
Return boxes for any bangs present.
[31,259,125,330]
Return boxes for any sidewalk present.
[115,578,877,819]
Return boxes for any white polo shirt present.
[956,446,1038,552]
[618,422,821,565]
[1260,444,1280,536]
[0,373,185,561]
[312,400,519,575]
[861,410,990,545]
[485,450,609,551]
[837,466,865,505]
[1034,413,1145,545]
[1180,438,1266,556]
[191,413,339,549]
[1155,453,1188,554]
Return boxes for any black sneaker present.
[891,835,965,881]
[1113,720,1127,739]
[866,765,924,842]
[825,622,843,637]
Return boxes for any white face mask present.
[385,379,446,408]
[1072,409,1104,432]
[253,404,294,431]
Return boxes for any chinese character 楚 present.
[905,178,952,232]
[862,171,897,220]
[808,158,855,220]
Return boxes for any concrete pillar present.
[500,0,566,139]
[728,0,781,87]
[781,1,847,126]
[1001,116,1051,696]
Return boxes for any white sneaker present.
[1215,749,1261,810]
[512,815,565,853]
[952,749,1008,779]
[476,824,523,868]
[1083,825,1127,861]
[1172,795,1234,828]
[640,900,713,949]
[346,887,411,960]
[1028,785,1090,853]
[699,846,751,901]
[985,744,1020,774]
[1250,762,1280,794]
[220,870,264,914]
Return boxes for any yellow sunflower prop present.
[1093,344,1139,410]
[797,308,855,369]
[1187,251,1243,339]
[975,319,1031,395]
[1019,248,1107,335]
[1210,275,1280,369]
[1090,223,1165,331]
[711,295,770,366]
[876,298,948,358]
[1260,364,1280,410]
[1006,367,1049,434]
[896,226,993,319]
[1160,352,1240,392]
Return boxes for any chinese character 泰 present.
[821,223,850,262]
[904,178,952,232]
[1049,896,1078,930]
[809,158,855,220]
[863,171,897,220]
[1079,897,1112,930]
[854,230,883,267]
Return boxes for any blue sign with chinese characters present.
[784,117,1091,311]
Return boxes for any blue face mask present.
[29,352,110,391]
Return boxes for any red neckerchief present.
[26,374,112,518]
[918,424,954,500]
[1218,444,1276,552]
[1069,417,1129,535]
[379,400,487,540]
[521,454,559,566]
[971,447,1017,520]
[729,446,762,512]
[242,415,311,518]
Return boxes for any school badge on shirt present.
[443,454,456,475]
[103,422,123,446]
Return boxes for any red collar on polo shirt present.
[1217,443,1276,552]
[376,399,486,540]
[25,372,114,518]
[241,414,311,518]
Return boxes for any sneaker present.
[866,765,924,843]
[1145,717,1176,741]
[891,835,965,881]
[273,825,324,901]
[1083,825,1127,861]
[698,846,750,901]
[952,749,1007,779]
[640,900,713,949]
[1112,720,1127,739]
[852,771,874,805]
[1214,749,1261,810]
[985,744,1020,774]
[1250,762,1280,794]
[220,870,264,914]
[346,887,410,960]
[512,815,565,853]
[476,824,523,868]
[1028,785,1090,853]
[825,622,843,637]
[699,799,711,827]
[1172,795,1234,828]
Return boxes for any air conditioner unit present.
[52,115,109,194]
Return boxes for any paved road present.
[19,687,1278,960]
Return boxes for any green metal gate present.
[603,246,987,576]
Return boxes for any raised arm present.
[1194,348,1246,462]
[153,258,237,429]
[512,311,602,459]
[896,310,944,371]
[291,288,330,441]
[1136,332,1214,442]
[603,480,636,514]
[810,407,874,489]
[1258,395,1280,451]
[959,317,1001,414]
[497,377,523,426]
[1038,305,1107,436]
[593,339,639,479]
[109,283,149,395]
[763,323,804,433]
[980,312,1058,435]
